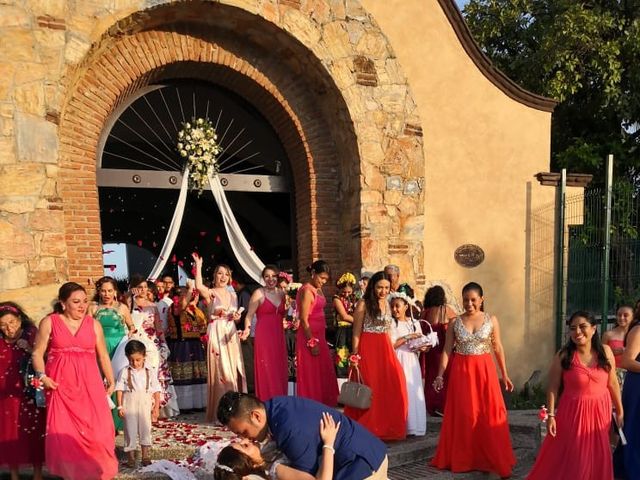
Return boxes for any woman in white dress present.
[389,292,427,436]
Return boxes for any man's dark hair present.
[217,391,264,425]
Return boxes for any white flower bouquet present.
[177,118,222,195]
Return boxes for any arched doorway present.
[96,80,294,281]
[57,1,425,289]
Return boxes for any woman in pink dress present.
[527,310,622,480]
[296,260,338,406]
[240,265,288,401]
[193,254,246,423]
[0,302,45,480]
[31,282,118,480]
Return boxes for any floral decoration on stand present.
[177,118,222,196]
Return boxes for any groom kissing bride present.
[215,392,388,480]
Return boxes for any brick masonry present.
[0,0,426,315]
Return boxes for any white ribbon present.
[146,168,265,284]
[208,174,265,283]
[147,168,190,281]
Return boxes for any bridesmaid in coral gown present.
[529,311,622,480]
[240,265,288,401]
[31,282,118,480]
[344,270,408,440]
[296,260,338,406]
[431,282,515,477]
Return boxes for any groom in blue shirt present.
[218,392,388,480]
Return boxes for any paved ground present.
[1,410,540,479]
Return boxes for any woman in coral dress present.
[193,254,246,423]
[296,260,338,406]
[345,270,408,440]
[240,265,288,401]
[0,302,45,480]
[31,282,118,480]
[431,282,515,477]
[529,311,621,480]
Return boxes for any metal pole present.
[601,155,614,333]
[555,169,567,351]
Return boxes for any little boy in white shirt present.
[115,339,161,468]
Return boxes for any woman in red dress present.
[0,302,45,480]
[421,285,457,416]
[240,264,288,401]
[31,282,118,480]
[296,260,338,406]
[345,270,408,440]
[528,311,621,480]
[431,282,515,477]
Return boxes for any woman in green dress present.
[89,276,134,431]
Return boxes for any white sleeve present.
[114,367,128,392]
[389,322,401,343]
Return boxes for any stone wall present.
[0,0,426,320]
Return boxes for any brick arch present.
[58,0,426,286]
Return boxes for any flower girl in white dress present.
[389,292,427,436]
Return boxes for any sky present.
[456,0,469,9]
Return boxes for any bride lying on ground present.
[214,412,340,480]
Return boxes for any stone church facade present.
[0,0,557,383]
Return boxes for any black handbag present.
[338,366,372,409]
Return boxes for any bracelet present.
[349,354,361,363]
[322,445,335,454]
[306,337,319,348]
[35,371,46,380]
[117,406,124,410]
[547,414,555,418]
[435,375,443,381]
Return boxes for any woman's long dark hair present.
[560,310,611,371]
[363,271,391,320]
[423,285,446,308]
[625,299,640,346]
[213,445,268,480]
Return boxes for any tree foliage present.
[463,0,640,186]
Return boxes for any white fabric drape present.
[146,168,265,284]
[147,169,189,281]
[209,174,265,283]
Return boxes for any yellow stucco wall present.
[362,0,558,384]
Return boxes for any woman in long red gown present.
[421,285,457,416]
[31,282,118,480]
[240,265,288,401]
[431,282,515,477]
[295,260,338,406]
[0,302,45,480]
[344,270,408,440]
[528,311,622,480]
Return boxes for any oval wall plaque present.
[454,244,485,268]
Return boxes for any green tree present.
[463,0,640,186]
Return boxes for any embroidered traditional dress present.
[344,306,408,440]
[167,305,207,410]
[431,314,515,477]
[333,294,356,378]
